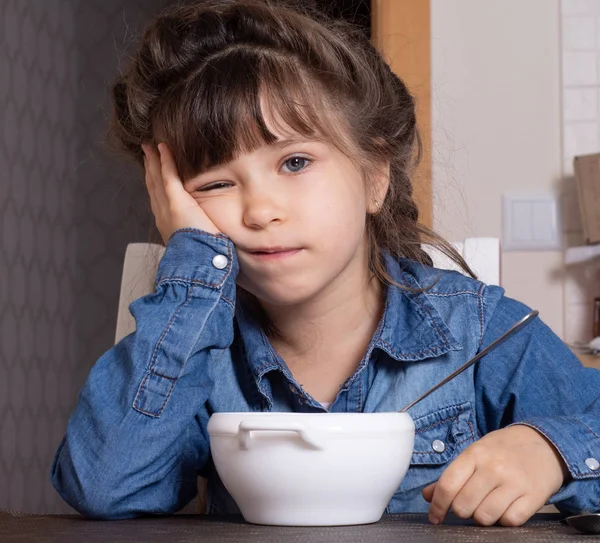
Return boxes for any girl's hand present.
[422,424,569,527]
[141,142,220,244]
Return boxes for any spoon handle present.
[399,309,539,413]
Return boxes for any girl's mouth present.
[247,248,303,261]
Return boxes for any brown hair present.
[109,0,475,307]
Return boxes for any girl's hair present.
[109,0,475,308]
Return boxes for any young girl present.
[51,0,600,526]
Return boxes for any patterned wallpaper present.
[0,0,373,515]
[0,0,167,514]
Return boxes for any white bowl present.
[207,412,415,526]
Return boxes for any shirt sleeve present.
[50,228,238,519]
[474,287,600,514]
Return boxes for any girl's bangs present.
[153,48,349,181]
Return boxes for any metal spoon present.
[399,310,539,413]
[565,513,600,534]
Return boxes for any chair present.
[423,237,501,287]
[113,237,501,514]
[115,243,166,345]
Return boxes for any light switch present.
[502,192,562,251]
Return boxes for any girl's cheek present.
[195,199,230,230]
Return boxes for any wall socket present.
[502,191,562,251]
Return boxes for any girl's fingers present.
[427,455,476,524]
[449,471,499,520]
[142,143,159,192]
[422,483,435,503]
[498,495,543,527]
[157,143,185,199]
[142,143,163,219]
[472,486,524,527]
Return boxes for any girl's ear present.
[366,159,390,215]
[365,136,391,214]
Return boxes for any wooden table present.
[577,353,600,370]
[0,513,592,542]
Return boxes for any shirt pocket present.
[398,401,477,493]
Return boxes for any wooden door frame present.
[371,0,432,228]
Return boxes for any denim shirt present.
[50,229,600,519]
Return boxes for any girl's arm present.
[50,228,238,519]
[474,290,600,514]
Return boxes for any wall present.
[431,0,566,337]
[560,0,600,344]
[0,0,163,514]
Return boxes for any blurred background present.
[0,0,598,514]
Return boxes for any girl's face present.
[184,117,380,307]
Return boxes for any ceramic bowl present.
[207,412,415,526]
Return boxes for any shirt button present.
[432,440,446,453]
[212,254,228,270]
[585,458,599,471]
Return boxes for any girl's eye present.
[281,156,312,174]
[197,182,231,192]
[195,155,312,191]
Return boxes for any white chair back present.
[115,243,165,344]
[423,237,501,287]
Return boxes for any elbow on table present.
[50,479,185,521]
[66,498,141,521]
[49,472,140,520]
[49,438,198,520]
[50,466,194,520]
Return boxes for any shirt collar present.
[235,250,462,381]
[373,251,462,361]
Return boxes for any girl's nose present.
[242,192,286,229]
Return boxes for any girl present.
[51,0,600,526]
